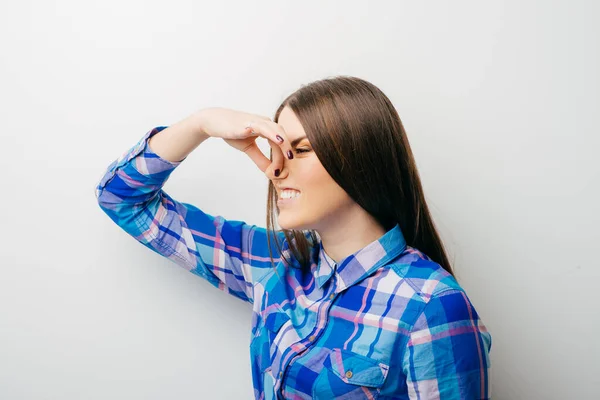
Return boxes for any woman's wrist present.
[193,108,213,139]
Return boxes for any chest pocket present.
[251,305,291,372]
[312,348,389,399]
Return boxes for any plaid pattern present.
[96,126,492,399]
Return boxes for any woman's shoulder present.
[388,245,465,302]
[389,246,489,340]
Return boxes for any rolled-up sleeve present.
[95,126,284,303]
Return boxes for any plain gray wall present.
[1,1,598,399]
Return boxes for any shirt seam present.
[403,286,467,371]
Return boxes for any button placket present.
[279,287,338,398]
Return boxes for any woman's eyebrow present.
[290,136,307,147]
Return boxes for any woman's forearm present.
[148,110,210,163]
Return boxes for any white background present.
[1,1,598,399]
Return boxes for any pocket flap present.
[328,348,389,387]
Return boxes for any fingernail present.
[274,169,280,177]
[276,135,284,143]
[287,150,293,159]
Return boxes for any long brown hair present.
[265,76,454,277]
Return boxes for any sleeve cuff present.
[118,125,186,167]
[97,126,187,189]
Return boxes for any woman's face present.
[272,106,355,231]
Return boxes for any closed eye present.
[295,148,311,154]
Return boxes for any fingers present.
[242,138,286,180]
[266,138,285,179]
[242,141,271,173]
[245,120,293,162]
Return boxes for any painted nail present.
[274,169,280,177]
[276,135,284,143]
[287,150,293,159]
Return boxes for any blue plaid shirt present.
[96,126,492,399]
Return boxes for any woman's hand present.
[197,107,293,178]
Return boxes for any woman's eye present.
[295,148,311,154]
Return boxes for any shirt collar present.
[314,223,407,291]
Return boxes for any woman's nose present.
[271,157,291,180]
[268,146,292,180]
[272,164,289,180]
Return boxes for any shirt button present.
[329,293,335,299]
[309,335,315,341]
[345,370,353,378]
[279,371,283,377]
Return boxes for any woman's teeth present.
[281,190,301,199]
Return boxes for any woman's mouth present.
[277,189,301,206]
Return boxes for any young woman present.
[96,76,491,399]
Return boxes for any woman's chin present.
[279,220,317,233]
[278,219,296,231]
[278,215,305,231]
